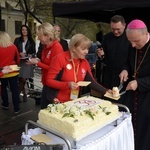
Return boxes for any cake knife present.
[119,90,126,96]
[118,82,124,91]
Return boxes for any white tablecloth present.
[21,113,134,150]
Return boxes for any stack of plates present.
[9,65,20,71]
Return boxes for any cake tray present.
[37,112,122,149]
[75,112,122,141]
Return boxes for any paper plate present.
[77,81,91,86]
[104,92,120,100]
[9,65,20,71]
[31,134,52,143]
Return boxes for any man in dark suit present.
[97,15,130,89]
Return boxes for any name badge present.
[70,89,79,100]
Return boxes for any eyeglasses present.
[111,26,124,31]
[111,28,122,31]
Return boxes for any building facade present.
[0,0,41,41]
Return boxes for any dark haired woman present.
[14,25,36,102]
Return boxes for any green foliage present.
[11,0,111,41]
[55,18,110,41]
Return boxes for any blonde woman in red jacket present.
[0,32,21,114]
[28,22,63,109]
[45,34,111,106]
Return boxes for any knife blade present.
[119,90,126,96]
[118,82,124,91]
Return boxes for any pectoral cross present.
[132,72,136,79]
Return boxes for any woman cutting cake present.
[45,34,111,107]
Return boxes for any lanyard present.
[72,59,80,82]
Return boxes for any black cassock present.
[123,40,150,150]
[101,31,130,89]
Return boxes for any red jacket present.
[46,51,107,103]
[0,44,20,78]
[37,40,63,85]
[0,72,4,78]
[0,44,20,67]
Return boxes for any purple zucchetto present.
[127,19,146,29]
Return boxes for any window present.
[0,19,5,31]
[15,21,22,34]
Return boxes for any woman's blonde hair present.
[69,34,91,50]
[37,22,58,41]
[0,31,13,48]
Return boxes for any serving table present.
[21,104,134,150]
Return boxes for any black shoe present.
[0,140,5,146]
[1,104,9,110]
[23,95,27,102]
[14,109,21,115]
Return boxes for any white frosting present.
[112,87,119,98]
[38,96,119,141]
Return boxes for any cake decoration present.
[47,101,111,120]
